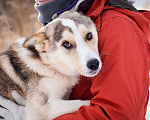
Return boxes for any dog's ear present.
[23,32,48,53]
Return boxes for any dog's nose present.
[87,59,99,70]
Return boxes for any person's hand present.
[0,91,26,120]
[11,90,26,106]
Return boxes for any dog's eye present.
[86,33,93,41]
[62,41,73,49]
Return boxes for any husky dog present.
[0,11,101,120]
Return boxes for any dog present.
[0,11,101,120]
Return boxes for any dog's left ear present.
[23,32,48,52]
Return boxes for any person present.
[0,0,150,119]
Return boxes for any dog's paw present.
[48,99,90,119]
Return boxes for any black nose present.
[87,59,99,70]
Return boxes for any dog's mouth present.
[75,67,100,77]
[90,70,97,75]
[89,69,100,76]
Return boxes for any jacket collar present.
[85,0,138,19]
[105,0,138,12]
[86,0,108,20]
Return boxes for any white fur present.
[60,19,101,77]
[48,99,90,119]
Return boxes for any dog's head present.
[23,11,101,77]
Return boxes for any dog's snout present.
[87,59,99,70]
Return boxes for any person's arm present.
[54,13,150,120]
[0,94,25,120]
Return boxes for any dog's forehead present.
[52,20,73,42]
[58,12,93,28]
[45,13,94,43]
[49,18,87,42]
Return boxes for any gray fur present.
[59,12,93,28]
[0,44,42,102]
[53,21,73,42]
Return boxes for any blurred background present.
[0,0,41,52]
[0,0,150,52]
[134,0,150,10]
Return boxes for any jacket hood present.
[86,0,150,44]
[111,7,150,43]
[105,0,138,12]
[86,0,138,19]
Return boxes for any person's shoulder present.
[101,9,137,26]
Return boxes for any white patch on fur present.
[58,18,101,77]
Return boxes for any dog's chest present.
[35,76,78,100]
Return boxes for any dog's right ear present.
[23,32,46,48]
[23,32,49,53]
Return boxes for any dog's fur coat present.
[0,11,101,120]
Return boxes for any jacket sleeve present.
[54,14,149,120]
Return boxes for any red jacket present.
[55,0,150,119]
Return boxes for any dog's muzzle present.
[85,58,101,77]
[87,59,99,71]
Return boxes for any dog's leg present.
[48,99,90,120]
[25,89,51,120]
[26,99,90,120]
[25,97,50,120]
